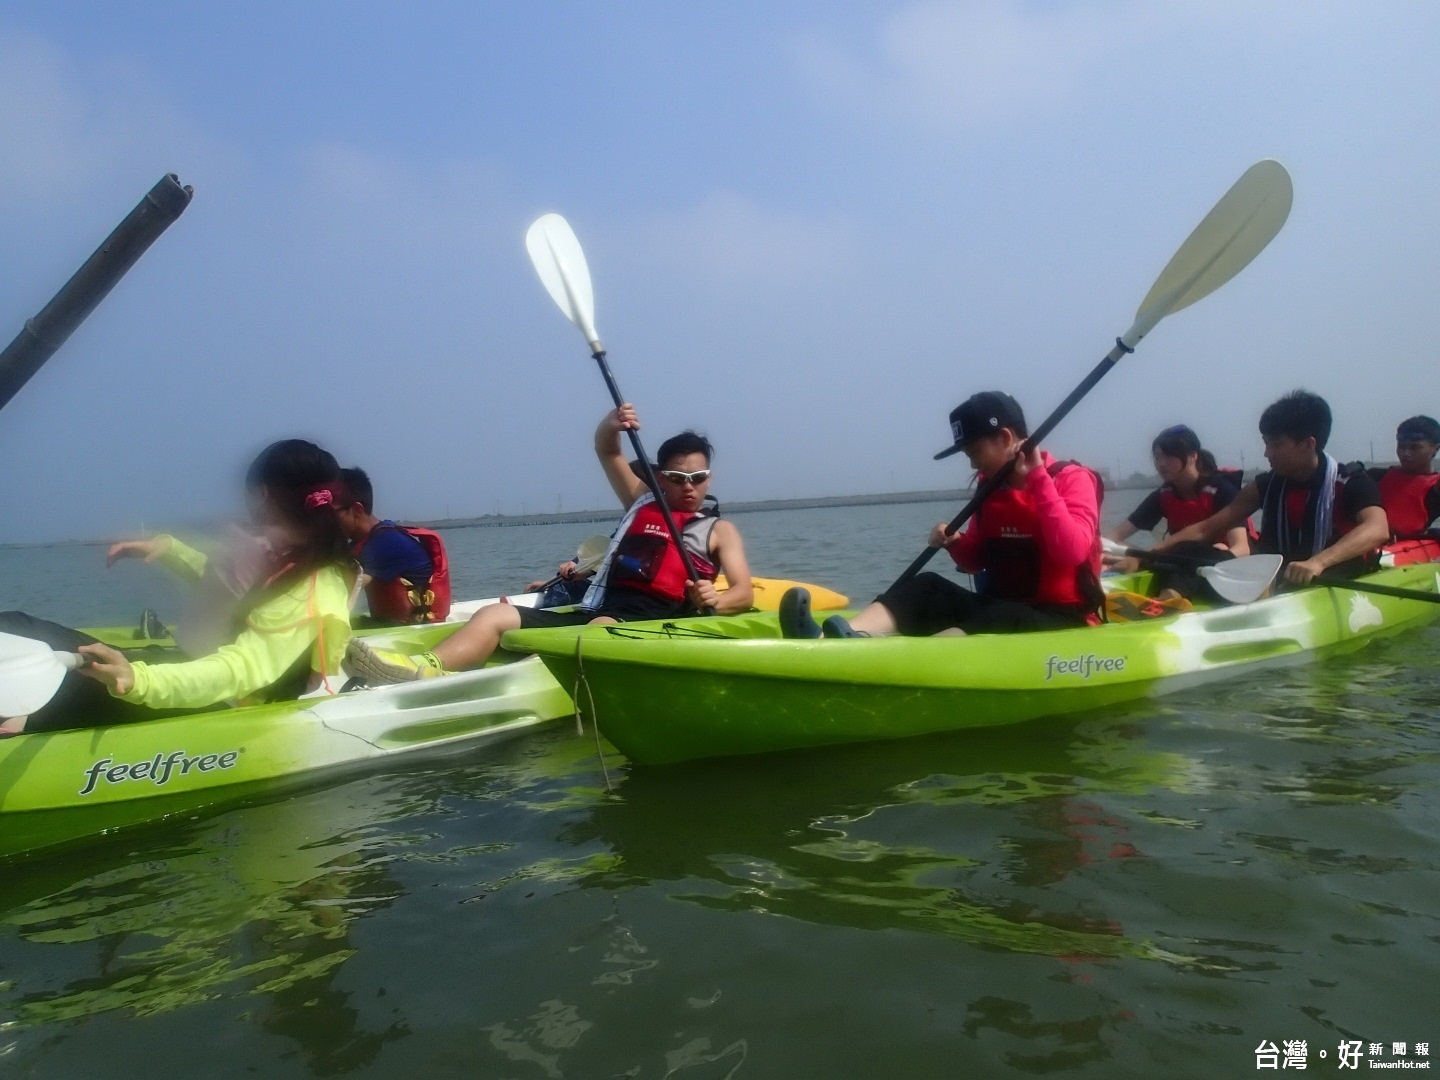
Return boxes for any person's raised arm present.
[595,404,649,509]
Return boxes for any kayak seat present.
[1104,590,1193,623]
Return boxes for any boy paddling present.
[781,391,1103,639]
[1157,390,1390,584]
[347,404,753,681]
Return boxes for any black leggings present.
[874,574,1090,637]
[0,612,190,733]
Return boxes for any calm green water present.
[1,499,1438,1078]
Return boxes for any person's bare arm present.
[1222,524,1251,557]
[689,521,753,614]
[1284,505,1389,584]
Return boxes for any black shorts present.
[514,588,691,631]
[874,573,1090,637]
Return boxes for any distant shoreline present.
[0,480,1150,548]
[21,465,1416,547]
[417,478,1163,531]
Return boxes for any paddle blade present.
[525,213,602,352]
[574,534,611,574]
[1198,554,1284,604]
[1122,159,1293,348]
[0,632,74,718]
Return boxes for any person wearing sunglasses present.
[780,391,1104,639]
[346,403,754,683]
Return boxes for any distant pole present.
[1370,439,1375,463]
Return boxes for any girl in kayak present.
[346,404,754,682]
[780,391,1103,639]
[1104,425,1252,569]
[1102,425,1252,600]
[0,439,354,735]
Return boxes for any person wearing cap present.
[779,391,1104,639]
[1365,415,1440,540]
[1156,389,1389,585]
[345,403,754,683]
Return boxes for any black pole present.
[889,339,1131,590]
[1309,573,1440,605]
[0,174,193,414]
[590,350,703,585]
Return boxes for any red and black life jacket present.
[353,523,452,623]
[608,502,719,605]
[1376,467,1440,540]
[1159,467,1258,540]
[975,460,1105,617]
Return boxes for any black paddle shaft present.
[0,174,193,415]
[890,339,1131,589]
[589,350,704,585]
[1311,573,1440,605]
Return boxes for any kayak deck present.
[503,563,1440,764]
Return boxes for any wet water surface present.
[1,499,1437,1077]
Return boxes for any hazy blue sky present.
[2,2,1437,543]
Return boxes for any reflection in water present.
[568,715,1204,967]
[0,623,1434,1077]
[0,788,408,1073]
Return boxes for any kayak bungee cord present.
[572,634,613,794]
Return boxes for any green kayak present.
[0,619,571,861]
[504,563,1440,765]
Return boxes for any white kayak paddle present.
[1103,539,1283,604]
[893,159,1294,589]
[0,632,87,718]
[525,213,707,598]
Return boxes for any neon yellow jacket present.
[119,536,352,709]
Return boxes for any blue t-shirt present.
[359,521,433,584]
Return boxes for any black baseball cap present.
[1396,415,1440,444]
[933,391,1028,460]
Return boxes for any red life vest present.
[973,461,1103,615]
[353,524,452,623]
[1158,469,1258,540]
[1378,468,1440,539]
[1157,485,1223,533]
[608,502,718,605]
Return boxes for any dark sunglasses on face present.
[658,469,711,486]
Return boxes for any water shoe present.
[821,615,870,639]
[778,587,822,639]
[345,638,448,684]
